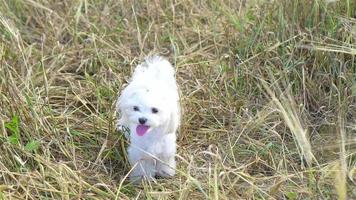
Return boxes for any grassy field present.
[0,0,355,199]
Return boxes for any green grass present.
[0,0,355,199]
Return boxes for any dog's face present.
[118,85,176,136]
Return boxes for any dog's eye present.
[151,107,158,114]
[133,106,139,111]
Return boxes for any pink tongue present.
[136,125,150,136]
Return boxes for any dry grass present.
[0,0,355,199]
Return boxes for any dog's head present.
[117,82,179,136]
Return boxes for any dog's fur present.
[117,56,180,181]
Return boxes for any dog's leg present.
[128,146,156,182]
[156,134,176,177]
[130,159,156,183]
[156,156,176,177]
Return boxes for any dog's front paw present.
[157,162,175,177]
[157,168,175,177]
[130,175,156,184]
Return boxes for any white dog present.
[117,56,180,181]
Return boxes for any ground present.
[0,0,355,199]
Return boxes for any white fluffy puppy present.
[117,56,180,181]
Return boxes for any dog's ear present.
[116,92,130,138]
[116,88,134,111]
[166,104,180,134]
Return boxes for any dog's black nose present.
[138,117,147,124]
